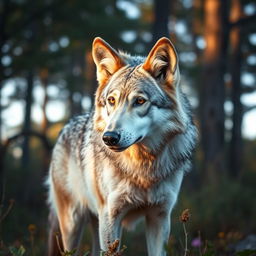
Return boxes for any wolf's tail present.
[47,211,63,256]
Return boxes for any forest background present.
[0,0,256,255]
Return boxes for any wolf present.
[46,37,197,256]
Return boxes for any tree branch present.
[243,105,256,113]
[2,130,52,152]
[242,86,256,93]
[229,14,256,28]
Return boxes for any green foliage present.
[9,245,26,256]
[202,242,215,256]
[173,171,256,239]
[0,0,142,80]
[202,252,215,256]
[61,248,77,256]
[236,250,256,256]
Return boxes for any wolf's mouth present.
[135,136,143,143]
[108,136,143,152]
[109,146,128,152]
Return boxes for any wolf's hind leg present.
[47,210,63,256]
[57,204,86,255]
[52,183,86,254]
[89,212,100,256]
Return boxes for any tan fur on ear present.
[142,37,178,85]
[92,37,125,86]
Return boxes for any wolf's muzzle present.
[102,131,120,146]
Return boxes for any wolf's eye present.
[134,97,146,106]
[108,96,115,106]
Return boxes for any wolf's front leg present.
[145,209,171,256]
[98,206,123,251]
[98,193,128,252]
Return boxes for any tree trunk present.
[40,68,51,173]
[151,0,170,45]
[21,12,37,168]
[22,69,34,167]
[40,68,49,134]
[85,50,97,105]
[200,0,229,181]
[229,0,243,178]
[0,0,10,195]
[0,0,10,146]
[192,0,203,57]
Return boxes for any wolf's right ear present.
[92,37,125,86]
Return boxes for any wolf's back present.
[58,114,92,150]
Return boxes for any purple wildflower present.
[191,237,202,248]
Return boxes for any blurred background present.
[0,0,256,255]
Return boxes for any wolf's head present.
[92,37,188,152]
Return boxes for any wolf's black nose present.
[102,131,120,146]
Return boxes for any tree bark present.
[151,0,170,45]
[200,0,229,181]
[40,68,49,134]
[21,7,37,168]
[229,0,243,178]
[40,68,51,173]
[85,50,97,104]
[22,69,34,167]
[0,0,10,147]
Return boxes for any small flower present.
[107,240,119,253]
[28,224,37,235]
[191,237,202,248]
[180,209,191,223]
[218,232,225,239]
[103,240,126,256]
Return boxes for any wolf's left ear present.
[92,37,125,86]
[142,37,178,85]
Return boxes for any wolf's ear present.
[142,37,178,85]
[92,37,125,86]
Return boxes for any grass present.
[1,142,256,255]
[1,205,256,256]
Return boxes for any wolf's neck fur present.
[98,121,196,189]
